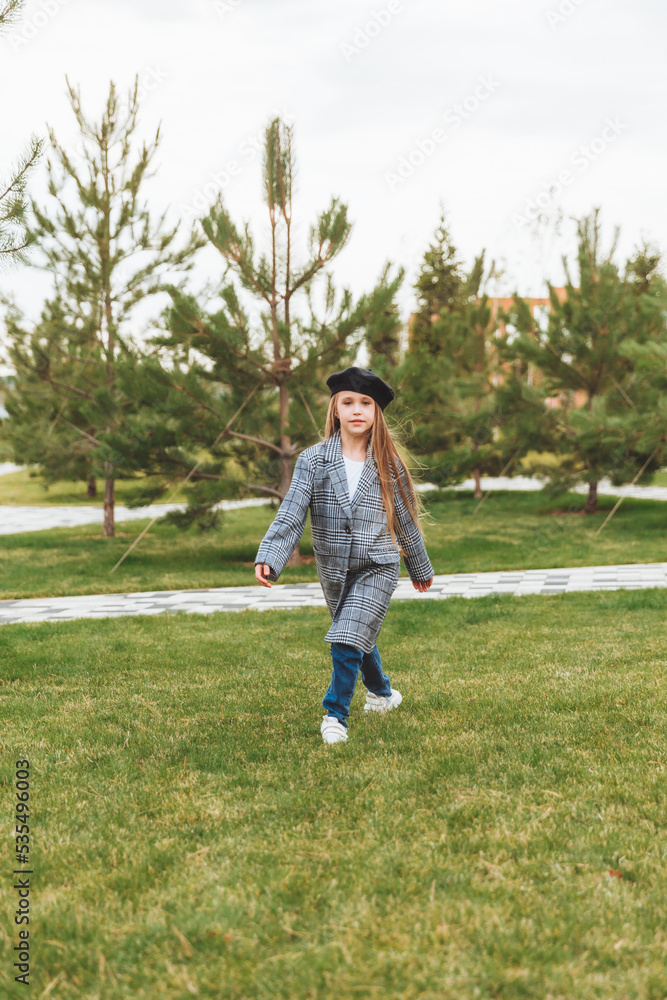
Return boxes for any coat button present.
[344,525,352,534]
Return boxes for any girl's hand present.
[255,563,273,588]
[412,577,433,592]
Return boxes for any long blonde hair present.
[324,392,428,552]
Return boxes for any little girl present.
[254,366,434,744]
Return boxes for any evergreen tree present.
[120,116,404,560]
[0,0,22,25]
[3,77,199,534]
[0,0,43,272]
[410,205,464,349]
[498,209,667,513]
[2,298,112,498]
[618,248,667,477]
[365,273,403,375]
[397,249,507,497]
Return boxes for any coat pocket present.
[366,546,401,564]
[313,545,346,581]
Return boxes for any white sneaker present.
[320,714,348,744]
[364,688,402,714]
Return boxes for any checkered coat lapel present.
[322,426,377,517]
[254,427,434,654]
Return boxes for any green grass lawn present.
[0,489,665,601]
[1,591,666,998]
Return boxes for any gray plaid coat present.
[254,428,434,654]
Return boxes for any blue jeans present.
[322,642,392,728]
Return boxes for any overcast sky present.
[2,0,666,367]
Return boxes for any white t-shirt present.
[343,454,365,504]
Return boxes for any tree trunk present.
[101,134,115,540]
[272,134,301,571]
[473,466,482,499]
[103,460,115,537]
[584,480,598,514]
[87,475,97,498]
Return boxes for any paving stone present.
[0,560,665,626]
[166,604,225,614]
[248,603,306,611]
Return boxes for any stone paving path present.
[0,498,271,535]
[1,472,665,536]
[1,562,665,626]
[458,475,667,502]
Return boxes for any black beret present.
[326,366,395,411]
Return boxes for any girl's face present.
[336,391,375,435]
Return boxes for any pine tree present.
[439,253,507,498]
[0,0,22,25]
[498,209,667,513]
[397,249,507,497]
[0,0,43,272]
[131,116,404,559]
[618,247,667,478]
[6,77,199,535]
[2,298,113,498]
[410,205,464,349]
[365,266,403,374]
